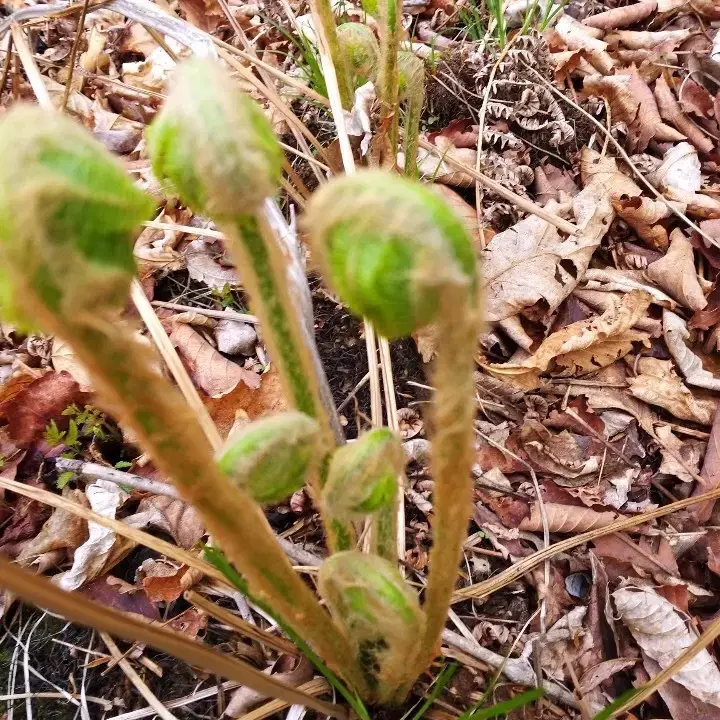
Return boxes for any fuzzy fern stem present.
[398,51,425,177]
[310,0,354,108]
[378,0,403,160]
[0,105,361,689]
[306,171,481,699]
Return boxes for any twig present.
[240,678,331,720]
[0,33,13,97]
[151,300,259,325]
[99,633,178,720]
[416,137,578,236]
[60,0,90,111]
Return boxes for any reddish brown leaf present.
[691,402,720,521]
[519,503,624,532]
[427,119,477,149]
[583,0,656,29]
[0,372,90,447]
[81,575,160,621]
[0,495,52,555]
[593,532,679,576]
[138,559,203,603]
[167,607,207,639]
[477,490,531,528]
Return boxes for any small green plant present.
[0,57,480,708]
[457,0,485,41]
[486,0,507,47]
[45,405,113,465]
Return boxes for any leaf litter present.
[3,0,720,717]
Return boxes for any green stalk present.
[378,0,403,159]
[306,171,480,700]
[0,106,362,689]
[310,0,353,108]
[398,51,425,177]
[148,59,341,460]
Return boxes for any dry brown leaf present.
[554,15,615,74]
[17,489,88,567]
[594,532,679,575]
[584,70,685,152]
[655,424,704,483]
[580,147,642,199]
[487,291,651,387]
[171,323,260,398]
[647,230,707,310]
[692,405,720,522]
[663,311,720,392]
[136,559,204,603]
[628,357,718,424]
[612,29,692,50]
[654,76,715,154]
[680,80,716,123]
[204,365,288,439]
[185,238,241,290]
[612,195,675,251]
[414,138,476,187]
[583,1,656,28]
[519,503,624,532]
[0,371,91,448]
[482,154,616,325]
[580,267,677,308]
[51,338,93,392]
[520,420,600,478]
[580,658,638,694]
[614,585,720,707]
[432,185,482,248]
[129,495,205,549]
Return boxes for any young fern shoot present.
[398,50,425,177]
[148,58,341,456]
[0,106,359,686]
[306,171,481,691]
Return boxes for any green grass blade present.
[403,663,458,720]
[467,688,544,719]
[591,688,640,720]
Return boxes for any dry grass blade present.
[241,678,330,720]
[0,475,228,585]
[0,557,346,719]
[606,613,720,718]
[452,483,720,603]
[186,591,300,656]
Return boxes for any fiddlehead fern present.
[323,428,404,559]
[319,551,425,704]
[218,412,322,504]
[148,58,340,453]
[306,171,480,691]
[0,105,359,690]
[337,22,379,86]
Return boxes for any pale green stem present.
[21,295,362,690]
[370,495,398,561]
[378,0,402,156]
[402,83,424,177]
[403,288,479,692]
[310,0,353,108]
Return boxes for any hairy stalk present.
[148,58,341,455]
[309,0,353,107]
[377,0,403,159]
[306,171,480,700]
[398,51,425,176]
[0,106,361,688]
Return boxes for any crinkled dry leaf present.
[413,138,476,187]
[519,503,624,532]
[655,424,704,483]
[82,575,160,621]
[554,15,615,74]
[613,195,675,252]
[51,338,93,392]
[487,291,651,387]
[650,142,702,195]
[185,238,241,290]
[629,358,718,424]
[136,559,204,602]
[56,481,129,592]
[594,532,679,575]
[171,323,260,398]
[654,77,714,154]
[129,495,205,549]
[520,420,600,479]
[584,70,685,152]
[17,489,88,567]
[612,29,692,50]
[580,267,677,308]
[432,185,482,248]
[583,1,656,29]
[664,311,720,392]
[647,231,707,310]
[614,585,720,707]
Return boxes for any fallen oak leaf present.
[486,291,652,388]
[610,29,692,51]
[612,195,677,252]
[554,15,615,75]
[519,503,625,533]
[646,230,707,310]
[136,558,204,603]
[127,495,205,549]
[654,76,715,154]
[628,357,718,424]
[614,585,720,708]
[171,323,260,398]
[583,70,686,152]
[663,310,720,391]
[582,0,656,29]
[655,423,704,483]
[185,237,241,290]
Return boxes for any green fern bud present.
[0,106,153,324]
[217,412,321,504]
[148,58,283,218]
[319,551,425,702]
[397,50,424,101]
[305,171,478,338]
[337,23,379,84]
[324,428,402,518]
